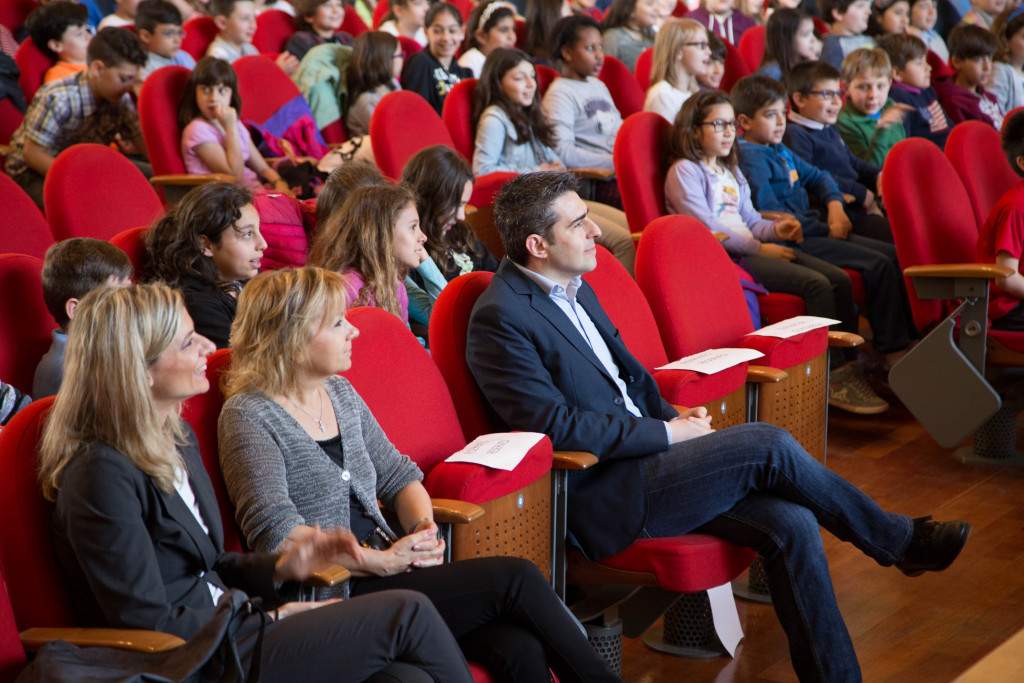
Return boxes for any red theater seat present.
[441,77,477,160]
[253,8,296,54]
[109,226,149,278]
[181,15,218,60]
[945,121,1019,230]
[0,254,56,395]
[598,55,644,117]
[14,38,53,105]
[370,91,455,178]
[0,173,53,259]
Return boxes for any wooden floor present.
[619,401,1024,683]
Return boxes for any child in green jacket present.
[836,47,912,167]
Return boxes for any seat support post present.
[552,470,569,601]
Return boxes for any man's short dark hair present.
[875,33,927,70]
[42,238,133,328]
[730,75,787,118]
[495,172,580,265]
[1003,109,1024,178]
[87,27,148,67]
[948,24,998,61]
[27,1,88,59]
[786,60,841,97]
[819,0,864,22]
[136,0,184,33]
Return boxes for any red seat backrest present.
[536,64,558,96]
[429,271,497,441]
[373,0,390,28]
[398,34,423,57]
[0,0,36,35]
[44,144,164,242]
[234,54,302,123]
[182,15,219,60]
[635,216,753,358]
[442,77,477,160]
[672,0,689,17]
[582,245,669,371]
[109,226,149,278]
[945,121,1019,229]
[634,47,653,89]
[0,254,56,394]
[14,38,53,104]
[181,349,245,553]
[253,8,296,54]
[340,9,369,36]
[469,171,517,210]
[613,111,670,232]
[370,90,455,178]
[738,24,765,71]
[0,98,23,146]
[0,173,53,259]
[598,55,644,117]
[0,397,76,632]
[721,40,751,93]
[0,565,26,683]
[139,65,192,177]
[882,138,979,332]
[342,307,467,469]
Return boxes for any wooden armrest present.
[150,173,236,187]
[827,331,863,348]
[465,204,478,216]
[571,167,615,180]
[712,231,730,243]
[631,232,642,243]
[0,144,11,157]
[432,498,485,524]
[552,451,599,470]
[21,627,185,653]
[904,263,1013,279]
[746,364,788,383]
[306,563,352,587]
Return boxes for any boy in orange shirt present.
[28,1,92,84]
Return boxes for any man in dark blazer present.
[466,172,971,683]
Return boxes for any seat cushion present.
[756,292,805,325]
[423,436,553,505]
[600,535,755,593]
[653,363,747,407]
[739,327,828,369]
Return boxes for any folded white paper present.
[746,315,841,339]
[444,432,545,471]
[656,347,764,375]
[707,582,744,657]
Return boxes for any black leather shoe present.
[896,517,971,577]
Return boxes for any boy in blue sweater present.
[876,33,951,148]
[784,60,893,243]
[732,75,915,382]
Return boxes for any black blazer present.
[466,260,678,560]
[51,427,280,640]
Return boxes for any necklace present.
[288,386,326,433]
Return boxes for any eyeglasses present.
[700,119,737,132]
[806,89,843,100]
[683,41,710,50]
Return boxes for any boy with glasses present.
[784,60,892,241]
[136,0,195,80]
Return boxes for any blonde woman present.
[217,267,621,683]
[38,283,473,682]
[643,18,712,123]
[308,183,426,327]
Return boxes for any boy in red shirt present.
[977,108,1024,330]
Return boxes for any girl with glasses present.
[643,18,710,122]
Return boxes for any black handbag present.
[16,590,269,683]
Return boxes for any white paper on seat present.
[707,583,744,657]
[444,432,545,471]
[655,347,764,375]
[745,315,841,339]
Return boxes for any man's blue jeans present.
[637,422,913,683]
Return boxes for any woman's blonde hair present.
[651,18,706,92]
[224,267,349,398]
[308,183,417,318]
[38,283,187,501]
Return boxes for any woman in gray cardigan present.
[218,267,620,683]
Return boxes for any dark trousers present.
[800,235,915,353]
[351,557,619,683]
[637,422,913,683]
[993,302,1024,331]
[848,207,894,243]
[739,250,858,364]
[11,168,44,210]
[248,589,473,682]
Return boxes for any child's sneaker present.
[829,363,889,415]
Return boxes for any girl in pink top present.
[308,182,426,326]
[179,57,289,193]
